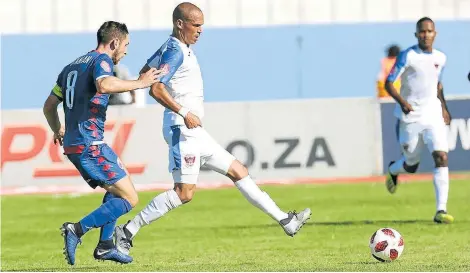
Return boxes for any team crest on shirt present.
[184,154,196,167]
[100,60,111,72]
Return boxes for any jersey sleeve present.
[438,66,445,82]
[386,50,408,82]
[147,46,184,85]
[93,55,114,81]
[50,71,63,101]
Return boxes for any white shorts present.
[162,125,236,184]
[397,119,448,166]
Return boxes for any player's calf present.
[227,160,311,235]
[119,188,184,246]
[103,176,139,208]
[431,151,450,221]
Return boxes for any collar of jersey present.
[170,36,191,50]
[413,44,433,55]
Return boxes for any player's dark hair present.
[387,45,401,57]
[97,21,128,44]
[416,17,434,28]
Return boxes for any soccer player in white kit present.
[384,17,453,224]
[114,2,311,254]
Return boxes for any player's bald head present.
[172,3,204,45]
[173,2,203,23]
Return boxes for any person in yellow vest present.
[377,45,401,98]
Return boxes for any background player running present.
[384,17,453,224]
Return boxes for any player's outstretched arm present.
[43,94,64,145]
[95,68,161,94]
[437,82,451,125]
[149,82,201,128]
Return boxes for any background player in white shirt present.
[114,2,311,255]
[384,17,453,224]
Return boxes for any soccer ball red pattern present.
[369,227,404,262]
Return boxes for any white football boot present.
[280,208,312,236]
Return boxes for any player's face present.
[415,21,436,50]
[112,35,130,64]
[180,11,204,44]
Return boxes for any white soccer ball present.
[369,227,404,262]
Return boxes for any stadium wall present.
[2,97,469,195]
[2,21,470,110]
[1,98,382,191]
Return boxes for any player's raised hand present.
[138,68,161,87]
[400,101,414,114]
[53,127,65,146]
[184,112,202,129]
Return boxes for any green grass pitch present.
[2,178,470,271]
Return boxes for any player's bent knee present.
[226,160,249,182]
[177,192,193,204]
[104,175,139,208]
[433,151,448,167]
[117,189,138,208]
[404,162,420,173]
[174,183,196,204]
[125,192,139,208]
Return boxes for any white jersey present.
[147,36,204,127]
[387,45,446,124]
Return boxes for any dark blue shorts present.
[66,144,127,189]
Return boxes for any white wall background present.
[0,98,382,187]
[1,0,469,34]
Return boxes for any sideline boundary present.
[1,173,468,196]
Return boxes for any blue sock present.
[79,196,132,235]
[99,192,118,242]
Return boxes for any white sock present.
[235,176,288,222]
[126,190,182,238]
[389,157,406,175]
[433,167,449,212]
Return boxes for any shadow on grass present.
[308,219,436,226]
[219,219,456,230]
[4,266,101,272]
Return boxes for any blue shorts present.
[66,144,127,189]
